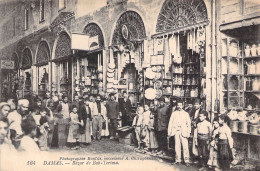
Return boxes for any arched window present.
[36,41,50,64]
[112,11,146,45]
[22,48,32,69]
[83,23,105,48]
[156,0,208,32]
[55,32,72,59]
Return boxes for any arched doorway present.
[21,48,33,98]
[110,11,146,107]
[154,0,208,107]
[36,41,50,99]
[52,31,73,99]
[75,23,105,97]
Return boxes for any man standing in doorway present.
[91,95,106,141]
[119,92,132,126]
[106,94,119,140]
[168,99,191,167]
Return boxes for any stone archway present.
[156,0,208,32]
[111,11,146,45]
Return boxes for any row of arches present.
[12,0,208,68]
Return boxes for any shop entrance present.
[120,63,138,106]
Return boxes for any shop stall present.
[35,41,51,99]
[72,23,105,98]
[0,54,19,101]
[220,24,260,162]
[110,11,146,107]
[51,32,73,99]
[20,48,33,98]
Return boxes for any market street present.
[45,139,198,171]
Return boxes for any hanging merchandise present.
[145,88,157,100]
[143,39,150,68]
[156,37,164,55]
[164,36,170,76]
[155,89,162,99]
[169,34,176,58]
[145,67,155,79]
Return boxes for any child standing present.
[218,114,234,171]
[132,106,144,150]
[147,103,158,153]
[207,117,220,170]
[38,116,49,151]
[67,105,82,149]
[194,111,212,171]
[142,104,151,151]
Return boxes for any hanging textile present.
[169,34,176,59]
[143,39,150,68]
[157,37,164,55]
[164,36,170,76]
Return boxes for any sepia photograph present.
[0,0,259,170]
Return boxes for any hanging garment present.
[164,37,170,76]
[157,38,164,54]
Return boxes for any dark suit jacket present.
[106,101,119,119]
[119,98,132,121]
[78,105,91,134]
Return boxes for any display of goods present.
[154,80,162,89]
[248,113,259,124]
[107,67,114,73]
[227,110,238,120]
[145,68,155,79]
[251,44,257,56]
[230,120,239,132]
[155,89,162,99]
[98,73,103,80]
[108,62,115,69]
[238,121,248,133]
[107,77,114,83]
[249,124,259,135]
[154,72,162,80]
[145,88,157,100]
[107,72,114,78]
[237,111,248,121]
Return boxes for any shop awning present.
[220,17,260,31]
[71,33,100,51]
[49,55,71,63]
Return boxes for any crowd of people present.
[132,98,234,171]
[0,91,234,171]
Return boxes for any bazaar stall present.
[72,23,105,97]
[20,48,33,98]
[51,32,73,99]
[35,41,51,99]
[110,11,146,107]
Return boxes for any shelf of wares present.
[222,90,243,92]
[172,96,198,99]
[243,56,260,60]
[183,62,199,65]
[163,93,172,96]
[232,131,260,137]
[172,84,199,87]
[221,73,243,76]
[244,74,260,77]
[222,56,243,59]
[244,108,260,112]
[245,90,260,93]
[172,73,199,75]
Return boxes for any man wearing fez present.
[106,93,119,140]
[119,92,132,126]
